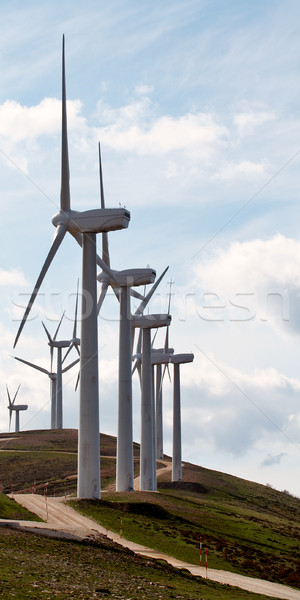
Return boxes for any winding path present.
[2,493,299,600]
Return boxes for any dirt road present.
[3,493,299,600]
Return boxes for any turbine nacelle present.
[8,404,28,411]
[152,347,174,354]
[133,314,171,329]
[98,267,156,288]
[52,208,130,234]
[151,353,173,365]
[171,353,194,364]
[49,338,80,349]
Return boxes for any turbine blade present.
[50,345,54,373]
[62,357,80,373]
[136,329,142,354]
[75,371,80,391]
[60,34,70,212]
[13,223,67,348]
[9,408,12,432]
[13,384,21,404]
[130,289,145,301]
[134,266,169,316]
[164,326,169,354]
[73,278,79,339]
[98,142,110,268]
[166,362,172,383]
[97,280,109,314]
[13,356,50,376]
[42,322,53,345]
[54,311,65,341]
[151,328,158,348]
[62,344,71,364]
[6,385,12,407]
[132,357,140,376]
[162,361,172,384]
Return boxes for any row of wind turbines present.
[11,36,194,498]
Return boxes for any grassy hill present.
[0,428,299,598]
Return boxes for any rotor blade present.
[137,360,142,388]
[132,356,140,376]
[60,34,70,212]
[98,142,110,268]
[151,329,158,348]
[136,329,142,355]
[6,385,12,407]
[134,266,169,316]
[75,371,80,391]
[13,223,67,348]
[73,278,79,339]
[131,289,145,301]
[62,339,80,364]
[50,346,54,373]
[62,357,80,374]
[164,325,169,354]
[13,356,50,376]
[54,311,65,341]
[41,322,53,345]
[97,280,109,314]
[9,408,12,432]
[162,361,172,384]
[13,384,21,405]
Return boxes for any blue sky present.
[0,0,300,496]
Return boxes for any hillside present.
[0,428,299,592]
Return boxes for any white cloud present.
[0,268,27,287]
[0,98,84,144]
[234,109,276,137]
[97,97,229,160]
[192,234,300,333]
[215,160,267,180]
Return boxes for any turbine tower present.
[13,37,130,499]
[6,385,28,433]
[170,353,194,482]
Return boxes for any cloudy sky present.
[0,0,300,497]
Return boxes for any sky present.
[0,0,300,497]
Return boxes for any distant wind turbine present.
[13,355,79,429]
[133,313,171,491]
[6,385,28,433]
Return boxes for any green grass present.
[0,494,43,521]
[71,478,300,589]
[0,527,282,600]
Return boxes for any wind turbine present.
[13,355,79,429]
[133,313,171,491]
[13,37,130,499]
[132,282,174,461]
[96,144,169,492]
[6,385,28,433]
[170,352,194,482]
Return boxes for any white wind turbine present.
[13,37,130,499]
[169,352,194,482]
[132,283,174,461]
[13,354,79,429]
[6,385,28,433]
[97,143,169,492]
[133,312,171,491]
